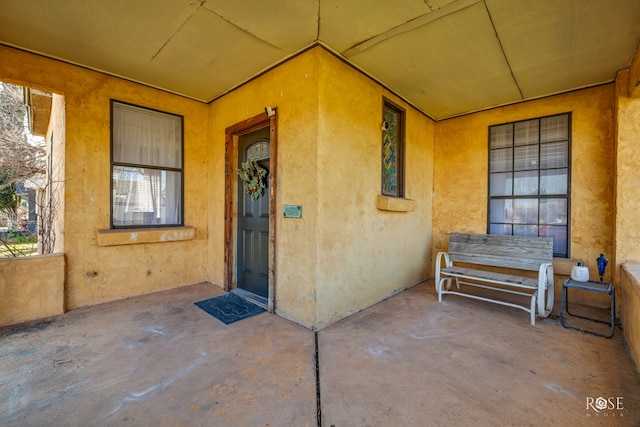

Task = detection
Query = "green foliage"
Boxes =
[0,169,17,213]
[7,232,36,243]
[0,81,52,256]
[238,159,267,200]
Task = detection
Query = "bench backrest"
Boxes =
[448,233,553,271]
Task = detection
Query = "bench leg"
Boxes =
[435,277,453,293]
[437,277,450,302]
[530,291,537,326]
[434,251,451,295]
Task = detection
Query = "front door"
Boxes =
[236,127,270,300]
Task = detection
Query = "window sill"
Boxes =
[376,195,416,212]
[97,226,195,247]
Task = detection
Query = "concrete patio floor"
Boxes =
[1,281,638,426]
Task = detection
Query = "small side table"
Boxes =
[560,278,615,338]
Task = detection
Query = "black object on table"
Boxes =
[560,278,615,338]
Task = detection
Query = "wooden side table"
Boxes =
[560,278,615,338]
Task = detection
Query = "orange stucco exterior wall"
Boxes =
[615,70,640,268]
[48,94,66,254]
[0,45,211,310]
[0,254,65,327]
[208,48,321,327]
[620,265,640,367]
[209,47,434,329]
[2,42,640,348]
[615,64,640,367]
[314,49,434,328]
[0,44,433,329]
[433,85,616,306]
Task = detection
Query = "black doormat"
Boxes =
[194,293,266,324]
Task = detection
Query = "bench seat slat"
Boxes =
[440,266,539,289]
[447,233,553,271]
[449,233,553,252]
[448,248,551,263]
[448,252,544,272]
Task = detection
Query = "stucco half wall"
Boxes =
[619,264,640,368]
[0,254,64,327]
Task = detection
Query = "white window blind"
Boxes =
[111,101,183,228]
[488,113,570,257]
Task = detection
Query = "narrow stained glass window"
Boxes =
[381,100,404,197]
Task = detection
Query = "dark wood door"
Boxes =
[237,128,270,298]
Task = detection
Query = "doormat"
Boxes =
[194,293,266,325]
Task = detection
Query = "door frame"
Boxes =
[224,111,277,312]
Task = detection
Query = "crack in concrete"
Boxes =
[314,331,322,427]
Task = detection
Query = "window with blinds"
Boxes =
[488,113,571,257]
[111,101,184,228]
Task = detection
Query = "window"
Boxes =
[488,113,570,257]
[381,99,405,197]
[111,101,183,228]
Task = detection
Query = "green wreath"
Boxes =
[238,159,267,200]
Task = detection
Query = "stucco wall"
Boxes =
[614,66,640,370]
[433,85,616,305]
[0,254,65,327]
[0,45,210,310]
[0,44,433,329]
[614,70,640,269]
[210,47,435,329]
[3,42,626,332]
[619,265,640,368]
[209,48,321,328]
[314,50,434,328]
[47,93,66,254]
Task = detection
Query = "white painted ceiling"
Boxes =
[1,0,639,120]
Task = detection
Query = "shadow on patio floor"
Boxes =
[1,282,637,426]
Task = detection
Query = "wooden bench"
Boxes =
[435,233,554,325]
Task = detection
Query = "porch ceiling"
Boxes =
[0,0,639,120]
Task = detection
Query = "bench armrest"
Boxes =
[435,252,452,293]
[435,251,451,270]
[537,262,554,317]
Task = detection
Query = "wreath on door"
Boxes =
[238,159,267,200]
